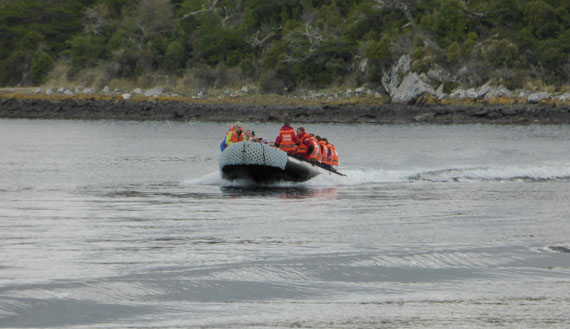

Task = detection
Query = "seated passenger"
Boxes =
[295,127,315,161]
[274,122,298,154]
[225,121,246,147]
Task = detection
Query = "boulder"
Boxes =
[132,88,143,95]
[475,81,493,99]
[83,88,94,94]
[450,88,466,100]
[45,88,54,95]
[102,86,111,93]
[144,87,162,97]
[485,85,512,100]
[122,93,132,100]
[391,72,435,103]
[64,90,73,96]
[382,54,411,95]
[435,84,447,100]
[34,88,42,94]
[557,92,570,102]
[527,92,550,104]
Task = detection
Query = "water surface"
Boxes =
[1,119,569,328]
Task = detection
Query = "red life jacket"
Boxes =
[278,126,296,153]
[297,133,316,161]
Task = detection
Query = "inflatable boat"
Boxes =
[219,142,346,183]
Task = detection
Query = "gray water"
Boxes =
[1,119,569,328]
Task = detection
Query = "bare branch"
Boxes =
[247,31,276,48]
[181,0,219,20]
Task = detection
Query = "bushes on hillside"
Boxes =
[0,0,569,90]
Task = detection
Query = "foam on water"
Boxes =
[410,165,570,182]
[186,165,570,188]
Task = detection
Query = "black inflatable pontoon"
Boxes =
[220,142,345,183]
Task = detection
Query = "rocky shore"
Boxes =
[1,95,570,124]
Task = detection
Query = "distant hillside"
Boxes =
[1,0,569,94]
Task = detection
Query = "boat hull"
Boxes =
[219,142,344,183]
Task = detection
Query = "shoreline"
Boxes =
[1,93,570,124]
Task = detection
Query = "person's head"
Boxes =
[315,135,321,141]
[322,138,328,143]
[297,127,305,135]
[255,134,263,142]
[284,122,290,127]
[245,129,252,138]
[234,121,242,129]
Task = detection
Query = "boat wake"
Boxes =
[407,165,570,183]
[186,165,570,187]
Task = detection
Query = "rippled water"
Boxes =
[1,119,569,328]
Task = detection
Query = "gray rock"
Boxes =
[527,92,550,103]
[485,85,512,100]
[557,92,570,102]
[241,85,249,93]
[132,88,143,95]
[355,87,366,94]
[476,81,493,99]
[345,89,353,98]
[102,86,111,93]
[144,87,162,97]
[465,88,478,99]
[426,65,451,82]
[45,88,54,95]
[382,54,411,95]
[64,90,73,96]
[391,73,435,103]
[83,88,94,94]
[450,88,466,100]
[57,87,66,93]
[436,84,447,100]
[121,93,132,100]
[34,88,42,94]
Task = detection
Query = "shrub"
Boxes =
[259,70,286,94]
[446,41,461,64]
[31,51,53,84]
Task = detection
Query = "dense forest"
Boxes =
[1,0,569,93]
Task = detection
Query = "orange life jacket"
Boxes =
[229,127,245,143]
[297,133,310,153]
[310,137,320,162]
[318,141,331,165]
[278,127,296,153]
[328,144,339,166]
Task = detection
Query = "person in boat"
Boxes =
[245,129,254,141]
[295,127,316,162]
[274,122,298,155]
[253,134,266,143]
[322,138,338,171]
[316,136,332,170]
[224,122,246,149]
